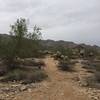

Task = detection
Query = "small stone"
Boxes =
[20,86,27,91]
[27,88,32,92]
[91,96,98,100]
[2,88,10,93]
[6,94,9,97]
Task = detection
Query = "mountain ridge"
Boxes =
[0,34,100,51]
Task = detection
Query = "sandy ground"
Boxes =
[12,56,91,100]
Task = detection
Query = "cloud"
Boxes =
[0,0,100,45]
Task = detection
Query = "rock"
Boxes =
[2,88,10,93]
[27,88,32,93]
[20,86,27,91]
[91,96,99,100]
[61,55,64,59]
[6,94,9,97]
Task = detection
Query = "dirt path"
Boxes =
[13,57,90,100]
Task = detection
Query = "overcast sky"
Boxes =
[0,0,100,46]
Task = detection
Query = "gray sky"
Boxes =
[0,0,100,46]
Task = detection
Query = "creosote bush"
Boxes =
[2,68,47,84]
[58,60,73,71]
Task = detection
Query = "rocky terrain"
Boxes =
[0,56,100,100]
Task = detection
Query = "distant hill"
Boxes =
[40,39,100,52]
[40,40,77,48]
[0,34,100,52]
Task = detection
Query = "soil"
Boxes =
[12,57,91,100]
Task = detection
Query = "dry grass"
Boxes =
[0,68,47,84]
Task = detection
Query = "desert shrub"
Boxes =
[1,69,47,84]
[95,56,100,60]
[95,72,100,83]
[81,60,100,87]
[81,60,100,70]
[84,75,97,87]
[0,61,8,76]
[5,69,26,81]
[0,65,8,76]
[94,63,100,71]
[18,58,44,66]
[85,61,100,71]
[58,60,73,71]
[84,72,100,88]
[16,58,45,70]
[25,70,47,83]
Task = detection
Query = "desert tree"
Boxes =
[5,18,42,69]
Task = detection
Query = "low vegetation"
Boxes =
[57,58,76,71]
[81,59,100,88]
[58,60,71,71]
[1,68,47,84]
[0,18,47,83]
